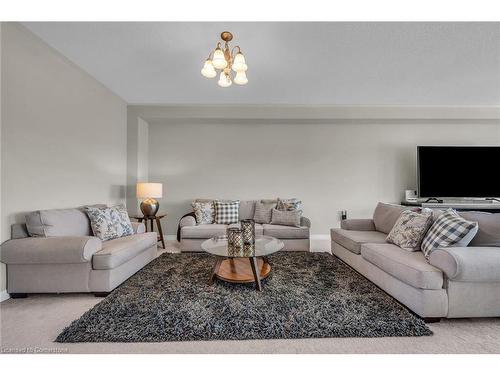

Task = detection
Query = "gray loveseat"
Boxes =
[180,199,311,251]
[0,206,157,297]
[331,202,500,319]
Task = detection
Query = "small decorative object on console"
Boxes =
[241,219,255,244]
[405,190,418,202]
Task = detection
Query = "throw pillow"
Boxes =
[276,198,302,212]
[421,208,478,259]
[270,208,301,227]
[253,201,276,224]
[85,204,134,241]
[386,209,433,251]
[191,201,215,224]
[214,200,240,224]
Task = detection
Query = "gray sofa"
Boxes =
[180,199,311,251]
[0,206,157,297]
[331,202,500,319]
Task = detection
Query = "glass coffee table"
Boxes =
[202,235,284,291]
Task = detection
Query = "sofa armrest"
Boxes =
[0,236,102,265]
[429,247,500,283]
[180,215,197,227]
[131,222,146,234]
[300,216,311,228]
[341,219,376,231]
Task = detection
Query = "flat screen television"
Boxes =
[417,146,500,198]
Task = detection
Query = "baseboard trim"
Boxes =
[310,234,331,252]
[0,289,10,302]
[311,234,330,240]
[164,234,330,241]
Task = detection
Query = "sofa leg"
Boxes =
[94,292,111,298]
[10,293,28,299]
[423,317,441,323]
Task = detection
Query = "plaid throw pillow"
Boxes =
[214,200,240,224]
[421,209,478,259]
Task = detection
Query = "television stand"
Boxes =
[486,197,500,203]
[401,199,500,213]
[424,197,443,203]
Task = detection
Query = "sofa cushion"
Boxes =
[270,208,301,227]
[25,207,93,237]
[239,200,256,220]
[459,211,500,247]
[372,202,410,234]
[361,243,444,290]
[330,229,387,254]
[253,201,276,224]
[181,224,228,239]
[92,232,157,270]
[263,224,309,239]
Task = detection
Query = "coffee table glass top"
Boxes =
[202,235,284,258]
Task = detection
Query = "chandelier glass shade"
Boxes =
[201,59,217,78]
[201,31,248,87]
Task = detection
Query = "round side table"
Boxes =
[130,214,166,249]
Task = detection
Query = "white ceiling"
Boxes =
[23,22,500,105]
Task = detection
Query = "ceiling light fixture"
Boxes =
[201,31,248,87]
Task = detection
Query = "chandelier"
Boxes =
[201,31,248,87]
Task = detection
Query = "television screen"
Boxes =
[417,146,500,198]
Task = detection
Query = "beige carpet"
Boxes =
[1,243,499,354]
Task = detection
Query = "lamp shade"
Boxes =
[201,59,217,78]
[232,52,247,72]
[233,71,248,85]
[212,48,227,69]
[136,183,163,199]
[217,71,232,87]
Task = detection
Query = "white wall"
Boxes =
[0,23,127,296]
[146,118,500,236]
[126,114,149,215]
[0,23,5,297]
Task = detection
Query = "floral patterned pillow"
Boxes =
[192,201,215,225]
[85,204,134,241]
[386,209,433,251]
[276,198,302,212]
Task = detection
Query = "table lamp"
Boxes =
[136,182,163,217]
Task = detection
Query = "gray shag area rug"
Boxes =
[56,252,432,342]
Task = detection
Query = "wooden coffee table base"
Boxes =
[209,257,271,291]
